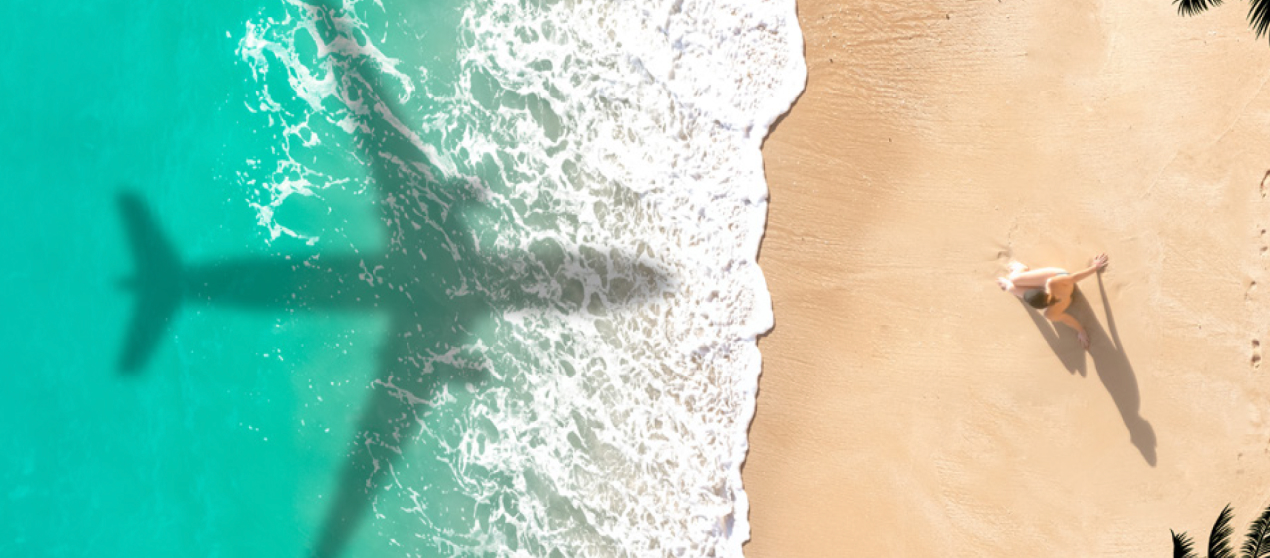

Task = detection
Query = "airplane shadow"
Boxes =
[115,2,674,556]
[1019,274,1156,466]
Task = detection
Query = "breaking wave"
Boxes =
[237,0,803,555]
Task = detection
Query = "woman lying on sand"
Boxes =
[997,253,1110,350]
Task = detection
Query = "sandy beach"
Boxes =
[745,0,1270,555]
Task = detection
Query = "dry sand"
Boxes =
[745,0,1270,555]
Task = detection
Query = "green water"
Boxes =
[0,1,488,556]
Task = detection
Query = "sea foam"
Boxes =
[238,0,804,555]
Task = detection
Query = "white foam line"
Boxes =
[731,0,807,551]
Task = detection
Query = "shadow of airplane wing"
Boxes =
[310,378,406,558]
[309,311,492,558]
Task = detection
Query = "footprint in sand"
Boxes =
[1256,178,1269,309]
[1258,170,1269,255]
[1253,174,1268,371]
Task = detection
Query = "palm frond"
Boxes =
[1241,504,1270,558]
[1249,0,1270,39]
[1210,504,1236,558]
[1175,0,1224,16]
[1172,530,1199,558]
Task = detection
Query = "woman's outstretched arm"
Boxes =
[1050,253,1109,288]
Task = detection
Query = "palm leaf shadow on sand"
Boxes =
[1019,274,1156,466]
[115,2,674,556]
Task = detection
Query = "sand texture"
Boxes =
[745,0,1270,555]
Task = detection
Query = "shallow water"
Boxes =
[0,1,803,556]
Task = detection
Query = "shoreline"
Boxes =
[746,0,1270,554]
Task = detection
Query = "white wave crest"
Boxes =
[236,0,804,555]
[454,0,803,555]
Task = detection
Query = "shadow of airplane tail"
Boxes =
[116,191,184,374]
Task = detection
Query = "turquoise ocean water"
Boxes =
[1,1,804,556]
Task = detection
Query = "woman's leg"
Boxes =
[998,265,1066,298]
[1008,267,1066,287]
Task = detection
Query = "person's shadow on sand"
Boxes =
[1020,273,1157,466]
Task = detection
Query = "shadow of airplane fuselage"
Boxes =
[116,2,669,556]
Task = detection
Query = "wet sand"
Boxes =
[746,0,1270,554]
